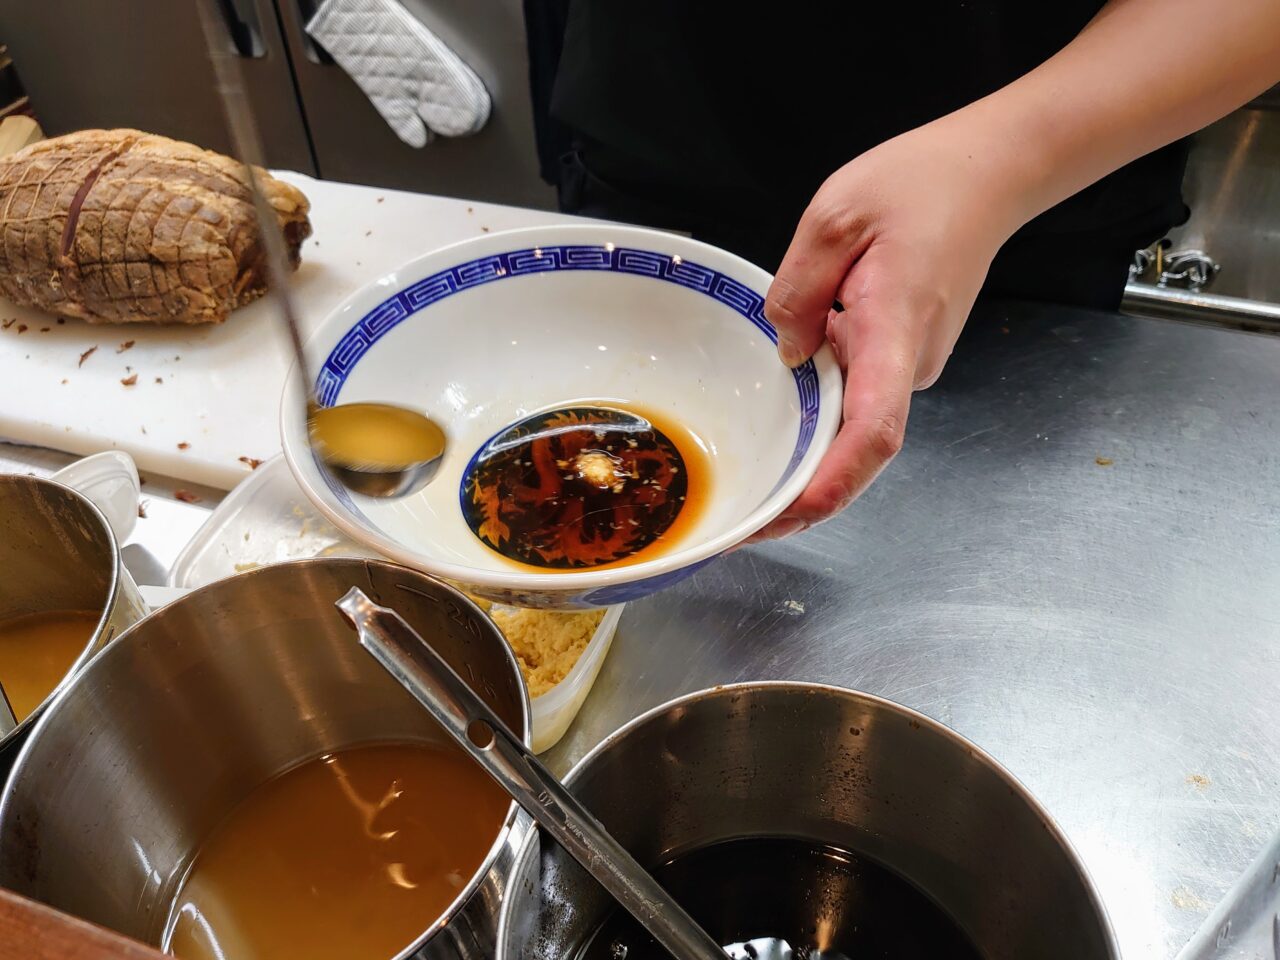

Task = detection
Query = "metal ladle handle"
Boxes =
[335,588,727,960]
[0,683,16,736]
[196,0,316,413]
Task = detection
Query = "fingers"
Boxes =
[746,515,808,544]
[789,322,913,522]
[901,313,971,393]
[764,190,873,367]
[751,281,917,541]
[825,308,849,367]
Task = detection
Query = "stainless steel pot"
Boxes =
[498,682,1119,960]
[0,558,531,960]
[0,475,145,765]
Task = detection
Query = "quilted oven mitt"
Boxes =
[306,0,491,148]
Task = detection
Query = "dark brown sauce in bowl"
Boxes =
[460,405,709,570]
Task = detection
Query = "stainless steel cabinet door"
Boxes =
[277,0,554,207]
[0,0,315,173]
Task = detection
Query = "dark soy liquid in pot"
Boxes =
[460,405,708,570]
[578,837,984,960]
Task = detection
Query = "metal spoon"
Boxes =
[334,588,728,960]
[197,0,446,498]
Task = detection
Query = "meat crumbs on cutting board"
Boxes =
[468,596,605,697]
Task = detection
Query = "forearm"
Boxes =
[935,0,1280,234]
[759,0,1280,532]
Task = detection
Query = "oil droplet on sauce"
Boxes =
[164,742,508,960]
[460,405,708,570]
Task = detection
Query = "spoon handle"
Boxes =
[0,682,16,736]
[335,588,727,960]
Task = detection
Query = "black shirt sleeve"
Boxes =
[523,0,574,186]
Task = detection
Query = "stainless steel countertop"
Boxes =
[547,303,1280,960]
[4,302,1278,960]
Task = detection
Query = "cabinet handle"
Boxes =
[216,0,265,58]
[293,0,336,65]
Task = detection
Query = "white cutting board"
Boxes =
[0,173,579,489]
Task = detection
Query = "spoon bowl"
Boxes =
[309,402,447,498]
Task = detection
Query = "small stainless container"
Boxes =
[0,474,145,766]
[0,558,530,960]
[499,682,1119,960]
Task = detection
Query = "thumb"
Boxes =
[764,200,872,367]
[376,95,430,149]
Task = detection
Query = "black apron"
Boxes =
[524,1,1189,310]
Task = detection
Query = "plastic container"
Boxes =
[167,455,377,588]
[519,602,624,754]
[167,453,622,752]
[50,450,140,543]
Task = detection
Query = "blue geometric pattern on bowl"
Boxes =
[315,244,822,477]
[580,556,719,607]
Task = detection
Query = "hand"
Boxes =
[754,120,1029,540]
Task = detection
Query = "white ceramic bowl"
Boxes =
[282,224,842,608]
